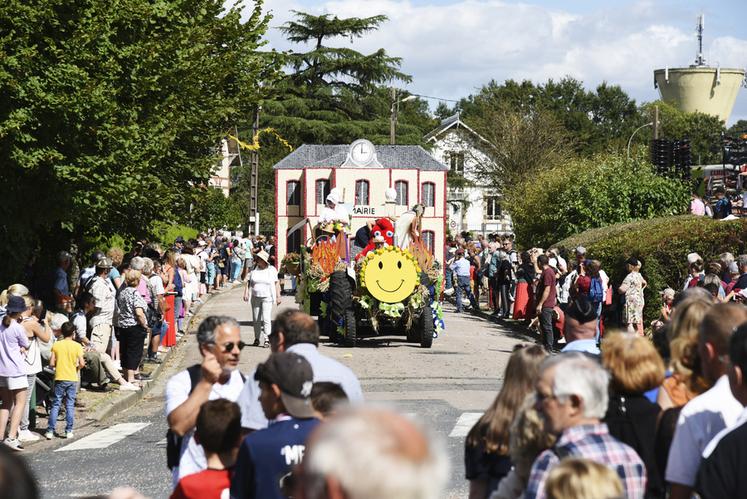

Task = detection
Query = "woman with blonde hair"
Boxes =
[544,458,623,499]
[106,247,124,289]
[602,333,666,498]
[18,296,51,443]
[490,395,557,499]
[0,284,30,308]
[466,344,548,498]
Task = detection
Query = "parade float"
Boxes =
[274,139,449,347]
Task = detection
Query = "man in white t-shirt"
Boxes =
[237,309,363,431]
[666,303,747,499]
[165,316,245,488]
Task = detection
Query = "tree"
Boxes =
[462,106,573,192]
[459,77,646,156]
[0,0,278,284]
[506,152,690,247]
[727,119,747,136]
[241,11,436,233]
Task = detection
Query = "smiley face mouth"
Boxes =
[376,280,404,293]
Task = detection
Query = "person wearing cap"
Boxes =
[243,250,281,348]
[88,257,117,357]
[0,296,31,451]
[230,351,320,499]
[574,246,587,266]
[78,250,106,294]
[237,310,363,432]
[174,236,185,254]
[561,296,601,355]
[450,248,477,313]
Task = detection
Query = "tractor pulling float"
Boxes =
[293,217,444,348]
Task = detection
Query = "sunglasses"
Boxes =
[210,341,247,353]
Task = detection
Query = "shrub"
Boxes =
[152,222,199,247]
[555,216,747,321]
[506,152,689,248]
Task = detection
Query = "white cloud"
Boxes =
[250,0,747,124]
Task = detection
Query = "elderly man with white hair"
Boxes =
[525,353,646,499]
[296,407,448,499]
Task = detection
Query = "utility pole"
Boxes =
[390,87,397,145]
[249,107,260,235]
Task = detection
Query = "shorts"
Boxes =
[0,375,29,391]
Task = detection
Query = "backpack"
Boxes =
[172,267,183,297]
[165,365,246,470]
[589,277,604,304]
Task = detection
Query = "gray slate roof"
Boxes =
[272,144,448,171]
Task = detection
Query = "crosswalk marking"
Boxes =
[448,412,482,438]
[55,423,151,452]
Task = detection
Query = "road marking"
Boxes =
[155,438,167,448]
[55,423,151,452]
[449,412,482,438]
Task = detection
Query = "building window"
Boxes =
[421,182,435,208]
[446,151,465,175]
[287,180,301,206]
[355,180,370,205]
[287,230,301,255]
[485,196,502,219]
[315,179,330,205]
[394,180,408,206]
[422,230,435,254]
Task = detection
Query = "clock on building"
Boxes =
[348,139,376,167]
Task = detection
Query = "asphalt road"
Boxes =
[25,287,527,499]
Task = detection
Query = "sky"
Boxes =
[240,0,747,125]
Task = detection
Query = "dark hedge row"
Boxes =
[554,215,747,321]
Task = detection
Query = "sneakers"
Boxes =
[3,438,23,451]
[44,431,54,440]
[17,429,40,442]
[119,381,140,391]
[443,287,455,297]
[65,431,74,439]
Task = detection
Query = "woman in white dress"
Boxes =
[242,251,281,347]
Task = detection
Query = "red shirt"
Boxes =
[171,469,230,499]
[537,267,557,309]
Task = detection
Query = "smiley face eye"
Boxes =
[378,261,383,269]
[397,260,402,269]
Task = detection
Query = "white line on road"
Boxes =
[448,412,482,438]
[55,423,151,452]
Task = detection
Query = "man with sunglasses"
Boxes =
[237,309,363,432]
[165,316,246,488]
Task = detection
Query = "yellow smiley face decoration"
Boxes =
[360,246,421,303]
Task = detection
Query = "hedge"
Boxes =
[554,215,747,321]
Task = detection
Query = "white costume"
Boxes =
[319,188,349,226]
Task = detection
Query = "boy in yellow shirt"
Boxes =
[45,322,85,439]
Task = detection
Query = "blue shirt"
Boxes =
[450,257,471,277]
[54,267,69,295]
[230,417,320,499]
[561,339,600,356]
[237,343,364,431]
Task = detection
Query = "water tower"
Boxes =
[654,15,745,123]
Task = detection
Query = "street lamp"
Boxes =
[390,94,417,145]
[627,122,654,159]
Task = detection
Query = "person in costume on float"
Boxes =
[355,218,395,261]
[319,188,349,228]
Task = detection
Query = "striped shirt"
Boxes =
[524,423,646,499]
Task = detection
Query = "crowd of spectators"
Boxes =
[0,230,276,450]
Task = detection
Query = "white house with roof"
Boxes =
[424,114,513,237]
[273,140,448,266]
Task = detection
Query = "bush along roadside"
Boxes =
[555,215,747,321]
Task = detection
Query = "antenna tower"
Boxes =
[694,14,706,66]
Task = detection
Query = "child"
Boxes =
[230,352,320,499]
[45,322,84,439]
[170,399,240,499]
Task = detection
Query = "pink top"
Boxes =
[0,320,30,377]
[691,198,706,216]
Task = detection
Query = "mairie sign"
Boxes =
[352,205,377,216]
